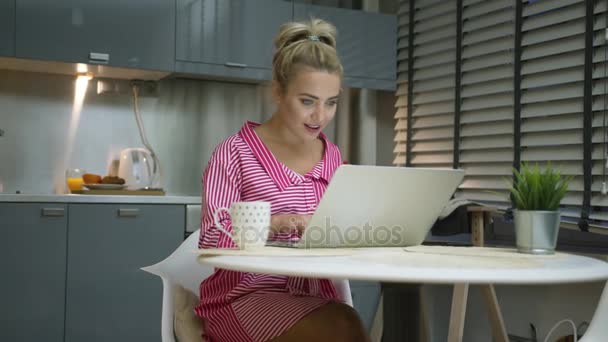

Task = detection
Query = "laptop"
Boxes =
[267,165,465,248]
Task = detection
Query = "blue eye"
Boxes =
[301,99,314,106]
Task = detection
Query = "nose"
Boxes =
[311,103,324,122]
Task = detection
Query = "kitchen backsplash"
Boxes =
[0,69,284,196]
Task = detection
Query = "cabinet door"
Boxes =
[16,0,175,71]
[0,203,67,342]
[0,0,15,56]
[176,0,292,69]
[350,281,381,332]
[294,4,397,82]
[65,204,184,342]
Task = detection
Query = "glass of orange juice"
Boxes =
[66,168,86,192]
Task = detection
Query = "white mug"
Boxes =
[213,201,271,249]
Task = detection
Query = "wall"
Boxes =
[0,69,275,195]
[0,69,394,195]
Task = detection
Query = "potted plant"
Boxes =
[509,162,571,254]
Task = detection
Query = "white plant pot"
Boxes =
[514,210,561,254]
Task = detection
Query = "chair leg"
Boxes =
[448,283,469,342]
[471,211,485,247]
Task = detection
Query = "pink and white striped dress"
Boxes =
[195,121,344,342]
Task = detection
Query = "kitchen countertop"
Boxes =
[0,193,201,204]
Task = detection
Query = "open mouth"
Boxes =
[304,124,321,133]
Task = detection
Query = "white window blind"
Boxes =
[411,0,457,168]
[394,0,457,168]
[591,0,608,222]
[520,0,586,220]
[456,0,515,205]
[393,0,409,166]
[394,0,606,229]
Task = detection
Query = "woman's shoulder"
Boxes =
[208,132,246,165]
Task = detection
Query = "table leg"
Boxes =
[370,292,383,342]
[448,283,469,342]
[471,211,509,342]
[480,286,509,342]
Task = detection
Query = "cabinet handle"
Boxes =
[89,52,110,64]
[225,62,248,68]
[118,208,140,217]
[41,208,65,217]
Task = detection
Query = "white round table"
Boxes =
[198,246,608,285]
[198,246,608,342]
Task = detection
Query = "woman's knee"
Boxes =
[269,302,369,342]
[329,303,365,329]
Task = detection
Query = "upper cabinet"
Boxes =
[294,3,397,90]
[15,0,175,71]
[175,0,292,80]
[0,0,15,56]
[6,0,396,89]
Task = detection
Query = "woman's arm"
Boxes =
[199,146,242,249]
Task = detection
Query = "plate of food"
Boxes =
[84,183,126,190]
[83,174,126,190]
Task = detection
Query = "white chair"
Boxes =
[579,281,608,341]
[141,230,354,342]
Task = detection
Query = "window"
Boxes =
[394,0,608,233]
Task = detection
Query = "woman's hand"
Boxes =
[270,214,312,235]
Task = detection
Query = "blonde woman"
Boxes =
[195,19,370,342]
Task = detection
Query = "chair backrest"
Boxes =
[141,229,353,342]
[142,231,212,295]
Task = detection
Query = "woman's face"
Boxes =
[274,67,341,142]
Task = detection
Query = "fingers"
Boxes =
[288,215,306,232]
[271,214,312,234]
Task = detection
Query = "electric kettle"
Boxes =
[117,148,161,190]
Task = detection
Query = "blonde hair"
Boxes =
[272,19,343,92]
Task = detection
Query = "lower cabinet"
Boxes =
[0,203,67,342]
[64,204,184,342]
[350,281,382,332]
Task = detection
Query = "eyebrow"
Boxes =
[298,93,340,100]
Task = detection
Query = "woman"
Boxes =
[195,19,370,342]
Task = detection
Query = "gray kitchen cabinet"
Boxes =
[0,203,67,342]
[350,280,382,332]
[175,0,292,80]
[15,0,175,71]
[294,3,397,90]
[0,0,15,56]
[65,204,184,342]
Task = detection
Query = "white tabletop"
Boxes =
[198,246,608,285]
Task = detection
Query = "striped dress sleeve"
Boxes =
[199,141,242,249]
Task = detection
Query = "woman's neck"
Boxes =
[260,114,318,152]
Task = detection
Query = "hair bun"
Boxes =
[274,18,338,51]
[272,18,343,91]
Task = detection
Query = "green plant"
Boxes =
[509,162,571,211]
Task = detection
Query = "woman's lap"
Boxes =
[202,291,335,342]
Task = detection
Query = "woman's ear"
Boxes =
[271,80,283,104]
